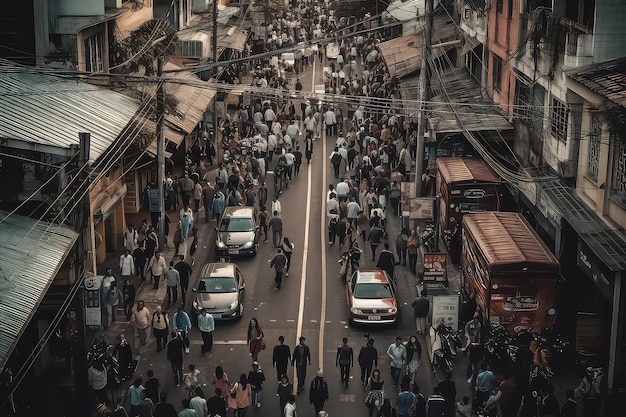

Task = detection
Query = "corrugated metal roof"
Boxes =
[541,180,626,271]
[385,0,425,21]
[463,212,559,271]
[437,157,501,185]
[0,65,142,162]
[0,211,79,371]
[429,68,513,132]
[567,56,626,108]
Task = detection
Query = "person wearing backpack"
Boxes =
[330,147,342,179]
[270,248,288,291]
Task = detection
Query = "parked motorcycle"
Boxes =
[339,246,362,282]
[431,323,463,377]
[420,224,437,252]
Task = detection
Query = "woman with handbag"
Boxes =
[365,368,385,417]
[229,374,252,417]
[247,318,265,362]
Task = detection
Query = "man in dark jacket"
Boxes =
[358,338,378,385]
[411,289,429,334]
[309,369,329,416]
[166,331,185,387]
[248,361,266,408]
[272,335,292,380]
[336,337,354,388]
[292,336,311,394]
[207,388,227,417]
[376,243,396,280]
[368,224,383,261]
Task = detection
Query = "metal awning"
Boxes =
[541,181,626,272]
[91,183,127,222]
[428,68,513,133]
[0,61,142,162]
[0,211,79,371]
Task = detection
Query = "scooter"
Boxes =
[339,246,361,282]
[431,323,463,377]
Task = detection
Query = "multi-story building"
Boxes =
[456,0,626,389]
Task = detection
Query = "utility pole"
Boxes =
[157,58,166,248]
[415,0,432,198]
[212,0,220,165]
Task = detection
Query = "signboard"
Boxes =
[148,189,161,213]
[401,182,414,208]
[84,275,102,328]
[577,241,614,303]
[409,198,435,221]
[432,295,460,330]
[422,252,449,293]
[575,312,606,358]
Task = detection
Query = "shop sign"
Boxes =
[432,295,460,330]
[575,312,606,357]
[409,197,435,220]
[463,189,486,199]
[148,189,161,213]
[84,275,102,327]
[577,241,614,303]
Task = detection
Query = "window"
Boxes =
[84,32,104,72]
[514,81,531,121]
[492,54,503,93]
[587,113,601,181]
[611,135,626,202]
[550,97,568,142]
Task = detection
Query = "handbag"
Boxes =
[261,340,267,350]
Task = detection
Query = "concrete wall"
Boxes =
[57,0,104,16]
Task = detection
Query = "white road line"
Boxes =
[319,85,328,369]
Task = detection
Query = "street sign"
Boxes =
[432,294,460,330]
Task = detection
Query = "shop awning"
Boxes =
[428,68,513,133]
[91,182,127,222]
[541,181,626,272]
[0,211,79,371]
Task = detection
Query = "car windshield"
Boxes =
[198,277,237,293]
[220,217,254,232]
[354,283,393,299]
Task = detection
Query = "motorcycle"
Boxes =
[420,224,437,252]
[339,246,361,282]
[431,323,463,377]
[484,324,518,372]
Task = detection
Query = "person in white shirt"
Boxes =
[271,197,282,217]
[119,249,135,279]
[179,205,194,239]
[124,224,138,252]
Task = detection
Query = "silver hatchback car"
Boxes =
[192,263,245,321]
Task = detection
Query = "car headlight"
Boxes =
[388,307,397,314]
[242,241,253,249]
[351,307,363,314]
[217,241,226,249]
[229,300,239,309]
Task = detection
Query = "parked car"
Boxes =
[346,270,398,325]
[281,52,296,71]
[215,206,259,258]
[192,263,245,320]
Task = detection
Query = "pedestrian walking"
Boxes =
[426,387,446,417]
[166,331,185,386]
[133,246,147,283]
[247,318,265,361]
[270,248,288,291]
[146,250,167,290]
[292,336,311,394]
[412,289,430,335]
[277,374,294,417]
[284,394,297,417]
[336,337,354,388]
[406,335,422,387]
[376,243,396,280]
[164,262,180,308]
[359,337,378,386]
[174,255,192,303]
[189,387,208,417]
[305,135,313,164]
[124,223,139,253]
[131,300,151,348]
[172,306,192,354]
[271,196,282,217]
[268,211,283,248]
[103,282,123,329]
[144,369,161,405]
[180,205,194,239]
[206,388,227,417]
[229,374,252,417]
[248,361,266,408]
[309,369,329,416]
[151,305,169,353]
[197,308,215,354]
[178,399,195,417]
[128,378,145,417]
[119,249,135,279]
[273,336,292,381]
[368,223,383,261]
[396,381,416,417]
[210,366,230,401]
[281,237,295,276]
[153,392,177,417]
[330,147,342,178]
[365,368,385,417]
[473,363,494,413]
[257,206,270,242]
[396,228,409,266]
[407,229,420,274]
[211,193,225,222]
[123,279,136,321]
[183,364,203,400]
[386,337,407,388]
[88,359,109,407]
[437,374,457,417]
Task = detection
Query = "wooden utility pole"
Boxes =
[415,0,432,197]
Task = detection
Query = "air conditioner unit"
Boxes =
[529,150,539,167]
[176,32,210,59]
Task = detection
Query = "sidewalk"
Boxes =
[96,161,218,403]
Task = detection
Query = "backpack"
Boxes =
[331,152,342,166]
